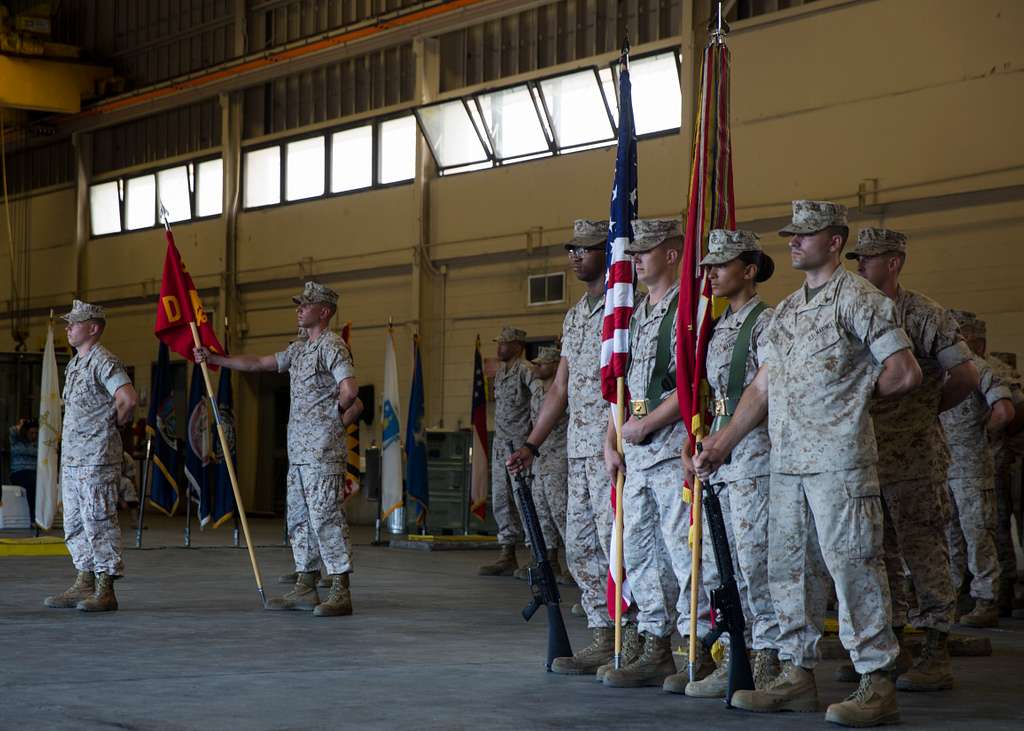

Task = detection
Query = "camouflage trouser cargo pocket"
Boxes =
[841,471,883,560]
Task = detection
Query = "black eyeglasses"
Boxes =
[567,245,604,259]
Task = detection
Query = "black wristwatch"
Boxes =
[524,441,541,458]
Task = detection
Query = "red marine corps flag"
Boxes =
[154,228,225,362]
[677,6,736,680]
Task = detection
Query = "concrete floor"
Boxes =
[1,516,1022,731]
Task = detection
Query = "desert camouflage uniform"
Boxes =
[704,294,776,650]
[623,283,711,640]
[987,354,1024,592]
[869,289,969,633]
[764,265,911,674]
[491,357,533,546]
[276,330,355,576]
[562,292,616,629]
[529,376,568,548]
[61,344,132,577]
[940,353,1012,601]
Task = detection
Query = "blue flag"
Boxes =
[211,367,237,528]
[405,335,428,525]
[184,364,215,525]
[146,342,180,515]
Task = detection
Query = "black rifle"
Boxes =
[507,442,573,671]
[699,478,755,707]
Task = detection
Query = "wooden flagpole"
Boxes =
[612,376,626,669]
[189,322,265,606]
[688,431,705,682]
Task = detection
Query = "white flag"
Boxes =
[36,322,62,529]
[380,326,404,520]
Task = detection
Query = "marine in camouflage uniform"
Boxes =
[199,282,361,616]
[940,311,1014,627]
[987,352,1024,613]
[698,202,921,727]
[685,229,777,697]
[845,228,978,691]
[45,300,137,613]
[478,326,533,575]
[507,220,627,675]
[526,346,569,551]
[603,219,710,690]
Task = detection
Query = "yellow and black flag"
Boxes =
[341,322,361,502]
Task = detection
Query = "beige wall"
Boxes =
[2,0,1022,516]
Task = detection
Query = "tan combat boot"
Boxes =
[596,624,642,681]
[478,545,518,576]
[753,648,781,689]
[44,570,95,608]
[958,598,998,628]
[278,572,298,585]
[77,573,118,612]
[571,603,585,618]
[731,660,817,713]
[513,562,534,581]
[265,571,319,611]
[552,550,576,587]
[313,574,353,617]
[663,640,713,694]
[824,670,900,727]
[602,632,676,688]
[896,628,953,691]
[834,627,912,683]
[551,627,614,675]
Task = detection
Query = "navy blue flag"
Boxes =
[184,364,215,525]
[210,367,237,528]
[405,335,429,525]
[146,342,181,515]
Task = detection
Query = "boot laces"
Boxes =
[846,673,874,704]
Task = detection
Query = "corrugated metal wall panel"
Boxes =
[3,141,75,195]
[437,0,685,92]
[240,43,414,139]
[91,99,223,176]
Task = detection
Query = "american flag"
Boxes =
[469,335,489,521]
[599,50,639,404]
[602,44,638,619]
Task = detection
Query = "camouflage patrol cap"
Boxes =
[845,228,908,259]
[778,200,848,236]
[992,351,1017,369]
[564,219,608,250]
[494,326,527,343]
[625,218,683,254]
[699,229,762,266]
[532,345,560,364]
[60,299,106,324]
[950,309,987,339]
[292,281,338,307]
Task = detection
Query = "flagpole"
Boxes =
[688,431,705,682]
[189,322,265,604]
[135,432,153,548]
[613,376,626,669]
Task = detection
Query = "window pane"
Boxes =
[125,174,156,230]
[331,126,373,193]
[600,67,618,119]
[466,102,492,155]
[539,70,615,149]
[378,116,416,184]
[286,136,326,201]
[476,85,549,160]
[244,146,281,208]
[627,53,682,135]
[417,100,489,168]
[441,160,494,176]
[157,165,191,223]
[89,181,121,236]
[196,159,223,217]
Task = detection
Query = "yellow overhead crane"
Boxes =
[0,3,110,115]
